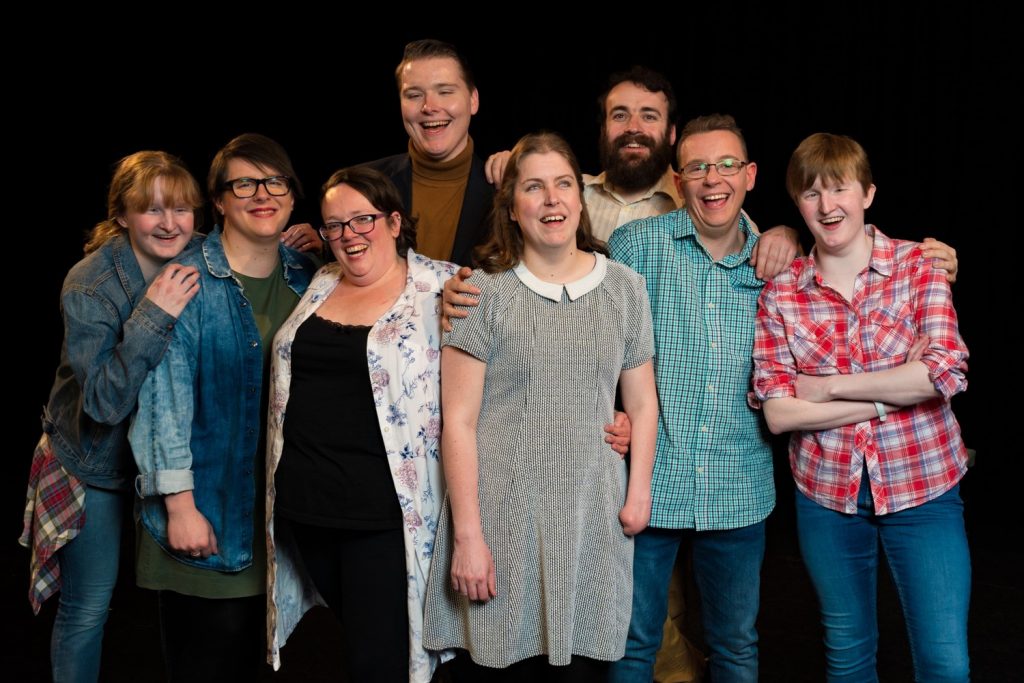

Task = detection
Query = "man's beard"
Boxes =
[600,131,675,193]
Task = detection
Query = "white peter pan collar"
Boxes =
[513,252,607,302]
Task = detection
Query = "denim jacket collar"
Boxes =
[202,225,313,290]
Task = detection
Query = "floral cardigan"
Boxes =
[266,251,456,682]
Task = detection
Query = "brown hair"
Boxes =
[786,132,873,202]
[85,151,202,254]
[474,132,607,273]
[598,66,677,127]
[677,113,748,161]
[394,39,475,92]
[321,166,417,257]
[207,133,303,204]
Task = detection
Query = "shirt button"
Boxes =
[700,425,708,433]
[710,342,717,349]
[707,384,715,393]
[696,466,705,474]
[707,302,716,309]
[251,341,259,348]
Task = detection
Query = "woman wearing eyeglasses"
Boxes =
[264,166,456,683]
[752,133,971,681]
[129,134,317,682]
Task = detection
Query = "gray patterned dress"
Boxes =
[423,254,655,667]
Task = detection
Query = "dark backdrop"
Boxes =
[7,9,1017,681]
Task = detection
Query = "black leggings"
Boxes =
[287,519,409,682]
[446,650,611,683]
[158,590,263,683]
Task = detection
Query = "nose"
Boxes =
[819,193,836,214]
[252,181,272,200]
[543,186,559,205]
[704,164,723,184]
[626,113,641,133]
[421,92,438,113]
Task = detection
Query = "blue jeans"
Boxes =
[796,477,971,683]
[52,485,124,683]
[609,521,765,683]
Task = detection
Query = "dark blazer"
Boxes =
[364,152,494,267]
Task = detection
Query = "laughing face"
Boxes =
[321,182,402,285]
[399,56,479,162]
[797,175,876,255]
[599,81,676,192]
[510,151,584,255]
[675,130,756,241]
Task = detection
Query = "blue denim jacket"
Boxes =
[42,233,201,490]
[129,226,314,572]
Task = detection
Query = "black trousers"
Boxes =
[445,650,611,683]
[288,519,409,682]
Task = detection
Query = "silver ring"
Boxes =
[190,550,201,558]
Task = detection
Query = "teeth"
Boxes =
[345,245,368,255]
[703,194,728,202]
[422,121,449,128]
[540,215,565,223]
[821,216,843,224]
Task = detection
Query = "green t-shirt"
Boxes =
[136,261,300,598]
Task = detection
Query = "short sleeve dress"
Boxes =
[423,253,655,667]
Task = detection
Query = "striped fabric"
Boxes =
[583,169,682,242]
[423,257,655,667]
[608,209,775,531]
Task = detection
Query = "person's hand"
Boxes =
[165,491,219,559]
[604,410,631,457]
[749,225,799,281]
[484,151,512,186]
[145,264,200,318]
[442,267,480,332]
[450,534,496,602]
[922,238,958,284]
[619,493,651,536]
[905,335,930,363]
[794,374,833,403]
[281,223,323,254]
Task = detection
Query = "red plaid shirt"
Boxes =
[753,226,968,514]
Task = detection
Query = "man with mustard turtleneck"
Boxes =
[364,39,492,266]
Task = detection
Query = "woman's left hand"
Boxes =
[619,494,652,536]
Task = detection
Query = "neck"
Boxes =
[221,226,280,277]
[521,243,593,283]
[339,253,407,290]
[814,228,873,283]
[695,220,746,261]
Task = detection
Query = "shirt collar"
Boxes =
[584,167,681,207]
[799,224,892,291]
[513,252,607,302]
[673,209,758,268]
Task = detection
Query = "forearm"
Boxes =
[442,425,485,541]
[819,362,939,406]
[763,396,882,434]
[619,362,657,501]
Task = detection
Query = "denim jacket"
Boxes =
[130,226,314,572]
[42,233,200,490]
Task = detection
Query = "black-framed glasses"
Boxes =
[318,213,387,241]
[222,176,292,198]
[680,158,749,180]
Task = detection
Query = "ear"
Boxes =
[509,205,517,223]
[388,211,402,238]
[470,88,480,116]
[744,161,758,191]
[667,124,677,147]
[673,172,686,197]
[863,184,877,210]
[214,198,225,216]
[116,216,128,229]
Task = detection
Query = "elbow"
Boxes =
[762,404,789,435]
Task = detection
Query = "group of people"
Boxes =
[22,38,970,683]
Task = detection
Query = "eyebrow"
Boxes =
[520,174,575,184]
[610,105,663,116]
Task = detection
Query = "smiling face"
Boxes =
[321,182,402,285]
[510,151,584,255]
[399,56,479,162]
[215,158,294,243]
[797,175,876,254]
[118,176,195,277]
[675,130,756,240]
[600,81,676,192]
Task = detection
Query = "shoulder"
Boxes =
[407,251,460,292]
[604,259,647,291]
[361,153,410,178]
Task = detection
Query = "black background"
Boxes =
[6,9,1019,681]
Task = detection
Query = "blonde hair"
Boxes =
[85,151,202,254]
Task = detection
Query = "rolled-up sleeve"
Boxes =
[129,303,199,497]
[911,253,968,400]
[753,282,797,401]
